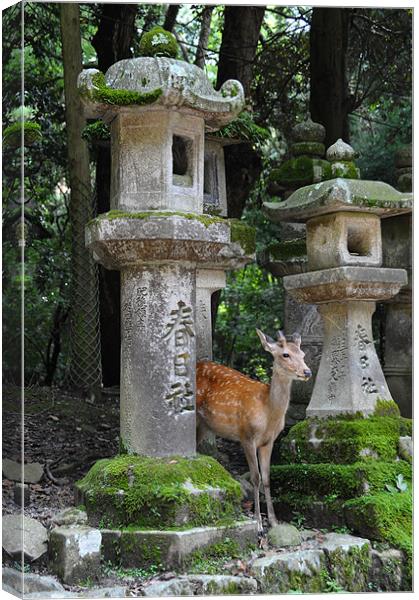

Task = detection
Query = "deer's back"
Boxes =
[196,360,271,444]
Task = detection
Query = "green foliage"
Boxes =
[350,97,412,185]
[138,26,179,58]
[102,561,162,581]
[76,454,242,529]
[213,264,283,380]
[229,220,256,254]
[215,111,270,149]
[81,120,110,143]
[385,474,408,494]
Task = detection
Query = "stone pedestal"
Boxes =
[121,264,196,456]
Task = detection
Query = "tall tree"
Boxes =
[216,6,266,219]
[194,5,214,69]
[91,4,138,387]
[60,3,102,394]
[309,8,351,147]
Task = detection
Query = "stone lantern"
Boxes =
[78,55,253,457]
[262,123,362,424]
[264,177,411,418]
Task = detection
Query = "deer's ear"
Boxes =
[256,329,276,354]
[293,332,302,347]
[276,330,287,347]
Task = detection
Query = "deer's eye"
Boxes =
[283,353,290,358]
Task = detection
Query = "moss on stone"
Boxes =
[266,238,307,261]
[280,414,409,465]
[138,26,178,59]
[82,121,110,143]
[76,454,242,530]
[185,537,241,573]
[326,543,371,592]
[271,461,411,503]
[344,491,412,584]
[374,399,401,418]
[3,121,42,148]
[290,141,325,157]
[269,156,332,188]
[330,160,360,179]
[87,71,163,107]
[229,219,256,254]
[89,210,227,229]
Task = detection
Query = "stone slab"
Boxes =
[49,527,102,585]
[51,507,88,528]
[2,567,65,595]
[263,178,412,223]
[369,548,404,591]
[142,574,258,596]
[284,266,407,304]
[2,515,48,562]
[318,532,371,592]
[23,588,127,599]
[118,520,258,568]
[250,548,326,593]
[3,459,44,484]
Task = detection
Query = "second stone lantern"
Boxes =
[79,46,251,457]
[264,170,412,418]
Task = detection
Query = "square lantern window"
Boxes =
[172,135,193,188]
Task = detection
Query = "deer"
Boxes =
[196,329,311,533]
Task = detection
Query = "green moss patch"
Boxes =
[85,72,163,107]
[344,491,412,584]
[89,210,227,228]
[281,413,410,464]
[3,121,42,148]
[331,160,360,179]
[138,26,178,59]
[266,238,307,261]
[76,454,242,530]
[269,156,332,188]
[229,220,256,254]
[290,141,325,157]
[271,461,411,502]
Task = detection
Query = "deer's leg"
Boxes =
[258,440,278,528]
[242,440,263,533]
[196,416,210,447]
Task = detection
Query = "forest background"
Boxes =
[2,2,412,392]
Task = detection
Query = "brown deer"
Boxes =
[196,329,311,532]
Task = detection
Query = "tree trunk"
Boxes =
[216,6,265,99]
[211,6,265,329]
[91,4,138,387]
[309,7,351,147]
[60,3,102,393]
[195,6,214,69]
[163,5,180,32]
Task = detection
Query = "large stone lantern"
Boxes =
[78,56,251,457]
[264,177,411,417]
